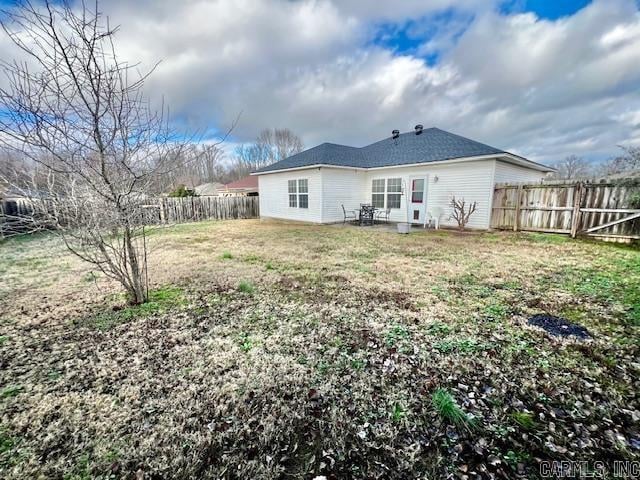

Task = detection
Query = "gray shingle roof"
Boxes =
[255,127,513,173]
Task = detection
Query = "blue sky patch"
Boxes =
[502,0,593,19]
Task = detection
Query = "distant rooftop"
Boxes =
[224,175,258,190]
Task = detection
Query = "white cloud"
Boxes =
[0,0,639,164]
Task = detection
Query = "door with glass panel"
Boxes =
[409,176,428,224]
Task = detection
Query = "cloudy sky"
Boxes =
[4,0,640,164]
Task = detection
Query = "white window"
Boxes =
[372,179,385,208]
[371,178,402,209]
[288,178,308,208]
[298,179,308,208]
[387,178,402,209]
[288,180,297,207]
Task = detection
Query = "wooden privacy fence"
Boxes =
[0,196,260,236]
[145,196,259,224]
[491,181,640,241]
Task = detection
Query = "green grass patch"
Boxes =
[0,386,22,399]
[0,428,15,454]
[562,256,640,325]
[433,337,486,354]
[0,231,50,246]
[426,322,453,336]
[385,324,410,347]
[0,426,18,468]
[432,388,475,429]
[238,332,254,352]
[510,411,537,430]
[242,253,264,264]
[237,281,255,294]
[525,233,570,244]
[503,450,530,468]
[85,286,186,330]
[63,452,92,480]
[0,336,8,346]
[391,402,406,422]
[221,251,233,260]
[482,302,509,320]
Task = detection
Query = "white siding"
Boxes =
[258,169,323,223]
[321,168,367,223]
[494,160,546,184]
[364,160,496,229]
[257,158,547,229]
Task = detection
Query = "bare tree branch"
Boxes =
[0,0,197,304]
[449,196,477,231]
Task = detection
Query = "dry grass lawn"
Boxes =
[0,220,638,479]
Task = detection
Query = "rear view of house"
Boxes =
[252,126,553,229]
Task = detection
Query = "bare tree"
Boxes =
[599,146,640,177]
[161,144,227,191]
[551,155,592,180]
[449,197,477,231]
[233,127,303,175]
[0,0,198,304]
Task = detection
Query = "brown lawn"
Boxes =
[0,220,638,479]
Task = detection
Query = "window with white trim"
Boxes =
[371,178,402,209]
[386,178,402,209]
[371,179,385,208]
[288,179,308,208]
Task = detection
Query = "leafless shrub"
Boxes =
[449,196,477,231]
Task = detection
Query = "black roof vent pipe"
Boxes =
[415,124,423,135]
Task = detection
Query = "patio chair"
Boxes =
[375,208,391,224]
[426,206,444,229]
[342,204,358,224]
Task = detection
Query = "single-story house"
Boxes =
[252,126,554,229]
[220,175,259,197]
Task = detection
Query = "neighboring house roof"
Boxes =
[224,175,259,190]
[194,182,225,196]
[254,127,553,174]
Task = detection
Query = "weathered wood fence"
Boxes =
[491,181,640,241]
[145,196,259,224]
[0,196,260,237]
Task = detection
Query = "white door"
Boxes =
[409,176,427,224]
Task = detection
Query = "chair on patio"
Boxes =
[375,208,391,224]
[359,204,376,226]
[342,204,358,224]
[426,206,444,229]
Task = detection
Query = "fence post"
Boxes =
[570,182,583,238]
[159,198,166,224]
[513,184,523,232]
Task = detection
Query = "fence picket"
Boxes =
[492,181,640,241]
[0,196,260,237]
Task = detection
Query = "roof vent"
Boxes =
[415,124,423,135]
[392,129,400,139]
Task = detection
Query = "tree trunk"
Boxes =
[123,226,147,304]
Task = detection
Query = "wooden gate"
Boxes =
[490,181,640,241]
